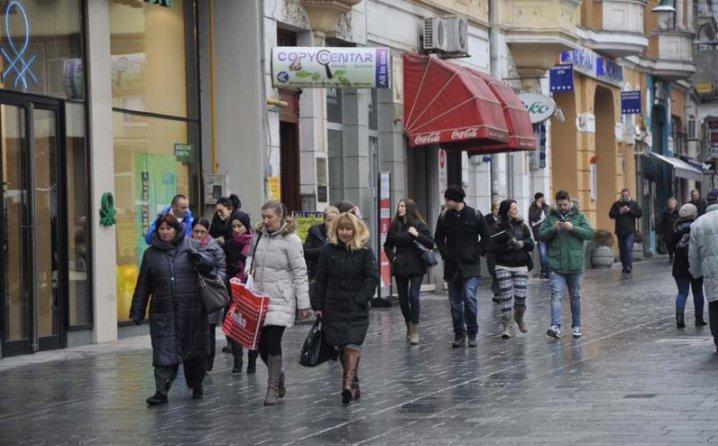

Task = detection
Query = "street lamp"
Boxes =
[652,0,676,31]
[652,0,676,13]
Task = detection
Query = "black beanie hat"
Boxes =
[444,185,466,203]
[233,211,251,232]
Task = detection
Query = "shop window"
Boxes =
[66,102,91,327]
[0,0,84,99]
[327,87,342,124]
[109,0,198,118]
[368,89,378,131]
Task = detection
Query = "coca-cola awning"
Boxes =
[403,53,536,154]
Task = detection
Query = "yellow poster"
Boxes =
[292,212,324,242]
[269,176,281,201]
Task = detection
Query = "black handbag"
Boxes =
[413,240,438,268]
[198,273,230,313]
[299,319,334,367]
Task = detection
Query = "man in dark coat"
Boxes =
[304,206,339,281]
[131,214,213,406]
[528,192,550,278]
[659,197,679,262]
[434,185,490,348]
[609,188,643,274]
[690,189,708,216]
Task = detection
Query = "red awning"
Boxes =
[403,53,536,154]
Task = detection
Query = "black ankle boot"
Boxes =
[192,386,204,399]
[696,316,708,327]
[676,311,685,329]
[247,351,258,374]
[146,392,168,406]
[232,357,243,374]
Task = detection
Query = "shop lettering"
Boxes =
[451,128,478,140]
[414,132,441,145]
[144,0,172,6]
[232,312,247,329]
[277,50,374,64]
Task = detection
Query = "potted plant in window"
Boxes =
[632,231,645,261]
[591,229,615,268]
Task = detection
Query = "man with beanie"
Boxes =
[434,185,491,348]
[688,188,718,353]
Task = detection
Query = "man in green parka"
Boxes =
[538,190,595,339]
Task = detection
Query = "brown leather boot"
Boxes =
[501,313,513,339]
[409,324,420,345]
[352,355,361,400]
[514,306,528,333]
[263,354,282,406]
[341,347,360,404]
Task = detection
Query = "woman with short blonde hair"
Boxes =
[311,212,379,404]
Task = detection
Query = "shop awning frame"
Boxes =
[648,152,705,182]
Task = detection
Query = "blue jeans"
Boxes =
[448,276,480,335]
[674,277,705,317]
[396,276,423,325]
[550,272,582,328]
[539,241,548,274]
[618,232,636,271]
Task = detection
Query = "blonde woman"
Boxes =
[311,212,379,405]
[246,201,311,405]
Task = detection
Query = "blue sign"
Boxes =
[560,46,623,87]
[1,1,38,90]
[621,91,642,115]
[550,64,574,93]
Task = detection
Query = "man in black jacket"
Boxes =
[434,185,490,348]
[690,189,708,216]
[609,189,643,274]
[303,206,339,281]
[658,197,679,262]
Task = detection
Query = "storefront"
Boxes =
[0,0,89,356]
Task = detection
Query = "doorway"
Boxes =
[279,89,300,212]
[1,94,65,356]
[595,86,617,233]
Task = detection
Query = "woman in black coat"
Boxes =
[671,203,706,328]
[130,213,214,406]
[304,206,339,281]
[660,197,679,262]
[489,200,534,339]
[383,199,434,345]
[311,212,379,405]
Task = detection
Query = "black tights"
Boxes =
[258,325,285,363]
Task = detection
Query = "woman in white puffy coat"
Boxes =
[246,201,311,405]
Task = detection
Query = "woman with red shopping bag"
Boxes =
[245,201,312,405]
[311,212,379,405]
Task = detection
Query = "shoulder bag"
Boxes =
[413,239,438,268]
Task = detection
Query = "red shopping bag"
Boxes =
[223,278,270,350]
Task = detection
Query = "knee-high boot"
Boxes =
[264,354,282,406]
[340,347,360,404]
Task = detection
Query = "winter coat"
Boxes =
[689,204,718,302]
[671,217,695,280]
[310,243,379,348]
[130,231,213,367]
[528,202,549,240]
[659,209,680,243]
[225,231,252,281]
[489,216,534,269]
[538,205,594,274]
[144,206,194,245]
[304,223,329,281]
[691,198,708,216]
[434,205,491,280]
[247,221,310,327]
[609,199,642,236]
[383,221,434,278]
[195,235,227,325]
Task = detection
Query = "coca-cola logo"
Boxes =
[414,132,441,145]
[451,127,479,140]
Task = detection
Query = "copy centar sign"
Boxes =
[272,47,391,89]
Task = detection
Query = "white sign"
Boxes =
[576,113,596,133]
[271,47,391,89]
[518,93,556,124]
[438,149,447,198]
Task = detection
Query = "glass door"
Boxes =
[1,98,63,355]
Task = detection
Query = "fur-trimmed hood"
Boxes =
[255,218,296,237]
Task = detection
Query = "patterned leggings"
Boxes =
[495,268,528,314]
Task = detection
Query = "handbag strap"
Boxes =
[249,231,263,275]
[413,239,432,252]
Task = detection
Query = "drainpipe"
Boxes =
[489,0,499,198]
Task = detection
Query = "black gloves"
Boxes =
[132,317,143,326]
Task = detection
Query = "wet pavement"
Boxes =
[1,257,717,445]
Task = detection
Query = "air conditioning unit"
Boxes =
[423,16,470,57]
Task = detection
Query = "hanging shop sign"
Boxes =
[709,120,718,159]
[559,46,623,87]
[518,93,556,124]
[145,0,172,6]
[621,91,642,115]
[272,47,391,89]
[549,64,574,93]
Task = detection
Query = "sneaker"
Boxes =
[467,334,478,348]
[451,332,466,348]
[546,326,561,338]
[572,326,582,338]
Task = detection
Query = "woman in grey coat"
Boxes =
[246,201,312,405]
[191,218,226,372]
[130,213,214,406]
